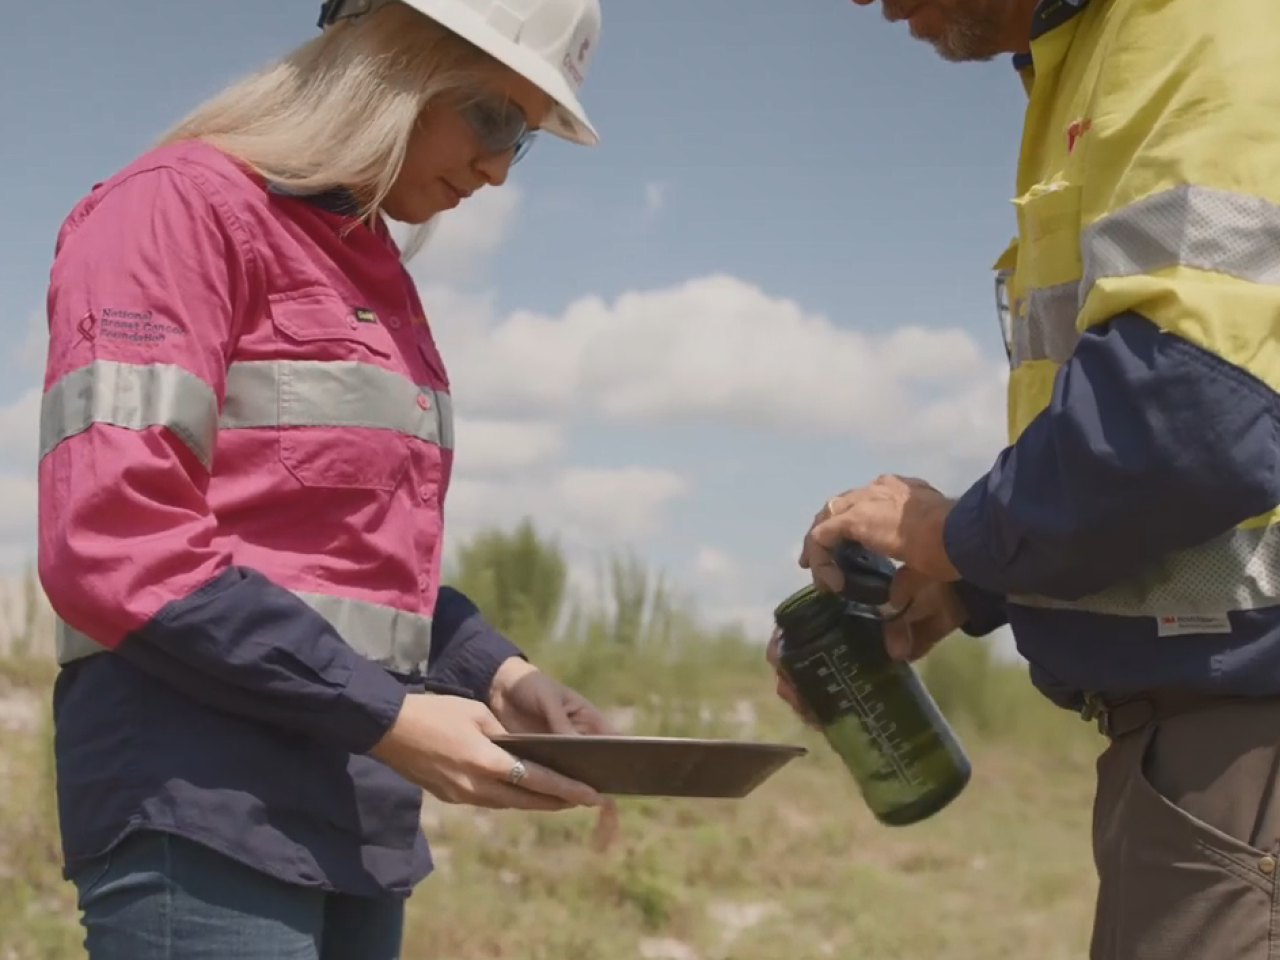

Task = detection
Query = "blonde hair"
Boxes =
[157,1,499,253]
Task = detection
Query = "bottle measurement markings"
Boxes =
[804,647,923,787]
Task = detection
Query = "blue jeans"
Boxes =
[69,831,405,960]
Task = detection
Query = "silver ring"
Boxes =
[507,759,527,786]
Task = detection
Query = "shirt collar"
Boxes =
[265,181,362,218]
[1012,0,1091,69]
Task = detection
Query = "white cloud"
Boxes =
[451,418,565,474]
[689,546,778,638]
[0,379,41,575]
[693,545,740,587]
[556,467,689,539]
[0,386,40,468]
[446,465,690,548]
[434,273,1006,485]
[12,311,47,375]
[0,472,37,574]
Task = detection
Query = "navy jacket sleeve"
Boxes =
[425,586,524,701]
[951,580,1008,636]
[113,580,523,753]
[115,567,407,755]
[943,311,1280,600]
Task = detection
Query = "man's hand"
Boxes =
[881,566,967,661]
[766,566,967,727]
[800,474,960,585]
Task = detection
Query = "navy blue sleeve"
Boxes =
[944,311,1280,600]
[951,580,1008,636]
[114,567,407,754]
[426,586,524,701]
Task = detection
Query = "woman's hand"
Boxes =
[369,692,606,811]
[487,657,617,736]
[487,657,621,850]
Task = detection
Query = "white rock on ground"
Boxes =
[639,937,700,960]
[708,900,779,955]
[0,686,41,734]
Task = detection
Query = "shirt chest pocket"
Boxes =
[1011,182,1085,369]
[264,294,414,492]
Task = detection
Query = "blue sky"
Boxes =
[0,0,1029,640]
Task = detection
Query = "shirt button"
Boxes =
[347,316,359,329]
[1261,856,1276,876]
[419,485,432,501]
[416,393,430,410]
[417,573,429,592]
[388,316,402,330]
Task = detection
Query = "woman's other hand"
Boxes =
[487,657,617,736]
[487,657,621,850]
[369,692,605,811]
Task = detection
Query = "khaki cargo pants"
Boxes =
[1089,697,1280,959]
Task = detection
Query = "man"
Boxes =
[772,0,1280,956]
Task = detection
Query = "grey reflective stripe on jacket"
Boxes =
[1008,183,1280,617]
[55,589,435,672]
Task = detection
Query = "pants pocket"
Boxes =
[1092,720,1276,960]
[68,844,123,912]
[74,831,326,960]
[1133,721,1275,880]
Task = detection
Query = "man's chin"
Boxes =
[924,28,1003,63]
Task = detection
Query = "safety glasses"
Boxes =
[456,96,537,166]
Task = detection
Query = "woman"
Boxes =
[36,1,611,957]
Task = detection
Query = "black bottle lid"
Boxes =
[773,541,898,648]
[832,540,896,608]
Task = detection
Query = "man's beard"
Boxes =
[882,0,1008,63]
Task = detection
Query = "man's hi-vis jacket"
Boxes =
[37,139,521,898]
[942,0,1280,708]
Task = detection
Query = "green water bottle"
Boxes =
[773,541,971,826]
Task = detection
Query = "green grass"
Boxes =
[0,531,1107,959]
[0,636,1104,960]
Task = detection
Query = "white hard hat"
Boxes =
[319,0,601,146]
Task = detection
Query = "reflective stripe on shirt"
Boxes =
[56,587,435,673]
[41,355,453,670]
[41,358,455,467]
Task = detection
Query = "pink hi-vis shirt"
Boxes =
[38,139,520,896]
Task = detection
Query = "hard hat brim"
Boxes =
[401,0,599,146]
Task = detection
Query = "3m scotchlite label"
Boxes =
[1155,614,1233,637]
